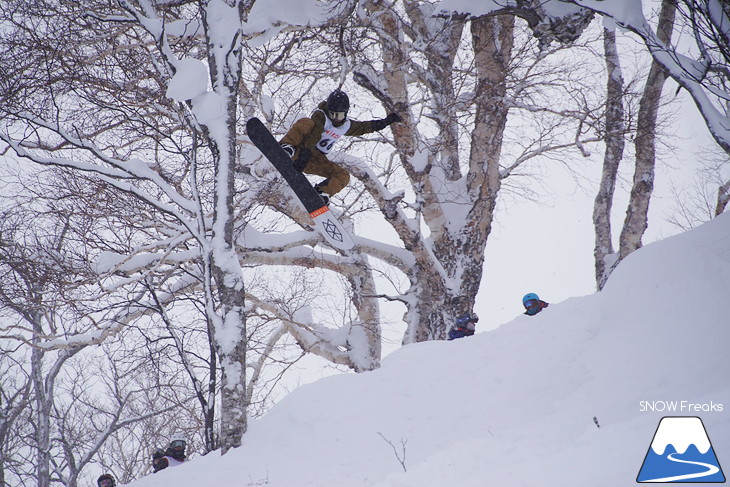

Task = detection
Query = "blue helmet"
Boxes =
[522,293,539,305]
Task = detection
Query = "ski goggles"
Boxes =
[170,440,186,449]
[328,110,347,122]
[98,479,114,487]
[523,299,537,308]
[455,313,479,325]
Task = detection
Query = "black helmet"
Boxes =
[326,90,349,112]
[97,474,116,487]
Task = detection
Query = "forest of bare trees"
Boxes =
[0,1,727,486]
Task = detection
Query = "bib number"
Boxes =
[315,111,350,154]
[318,138,336,152]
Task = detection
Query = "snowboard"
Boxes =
[246,117,355,251]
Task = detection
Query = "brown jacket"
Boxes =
[280,102,378,151]
[278,102,382,196]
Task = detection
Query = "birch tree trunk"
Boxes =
[30,321,80,487]
[201,0,250,453]
[352,4,516,341]
[30,319,51,487]
[461,14,514,302]
[716,179,730,216]
[619,0,676,259]
[593,27,625,290]
[0,367,30,487]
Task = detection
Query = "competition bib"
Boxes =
[315,110,351,154]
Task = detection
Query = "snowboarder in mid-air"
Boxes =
[448,312,479,340]
[279,89,402,204]
[522,293,549,316]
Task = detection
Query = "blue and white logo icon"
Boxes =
[637,416,725,483]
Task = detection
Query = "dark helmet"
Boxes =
[97,474,116,487]
[326,90,349,112]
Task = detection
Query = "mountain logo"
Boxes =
[637,416,725,483]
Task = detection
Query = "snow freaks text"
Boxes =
[639,401,724,413]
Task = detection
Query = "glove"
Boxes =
[297,147,312,165]
[292,147,311,171]
[371,113,402,131]
[280,143,295,158]
[385,113,402,124]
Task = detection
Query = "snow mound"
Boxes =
[128,213,730,487]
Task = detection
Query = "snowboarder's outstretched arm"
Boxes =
[279,107,402,148]
[346,113,402,136]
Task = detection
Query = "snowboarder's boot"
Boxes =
[315,186,330,206]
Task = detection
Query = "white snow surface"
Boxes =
[166,58,209,102]
[127,212,730,486]
[243,0,328,45]
[247,0,325,26]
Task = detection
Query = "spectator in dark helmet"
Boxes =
[448,312,479,340]
[152,432,187,473]
[97,474,116,487]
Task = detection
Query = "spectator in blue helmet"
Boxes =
[522,293,549,316]
[448,312,479,340]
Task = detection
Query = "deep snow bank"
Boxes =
[131,212,730,487]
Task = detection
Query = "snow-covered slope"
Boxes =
[130,212,730,487]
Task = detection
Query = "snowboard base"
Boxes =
[246,117,354,251]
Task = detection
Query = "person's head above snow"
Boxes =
[169,431,186,451]
[522,292,549,316]
[326,89,349,126]
[97,474,115,487]
[522,293,540,307]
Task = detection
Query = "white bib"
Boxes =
[315,110,351,154]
